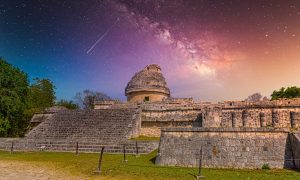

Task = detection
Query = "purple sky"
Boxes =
[1,0,300,102]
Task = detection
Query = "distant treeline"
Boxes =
[271,87,300,100]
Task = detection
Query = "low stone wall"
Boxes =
[0,138,158,154]
[156,128,293,169]
[142,109,202,124]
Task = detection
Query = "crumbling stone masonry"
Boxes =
[203,99,300,128]
[156,128,298,169]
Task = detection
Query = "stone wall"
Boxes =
[218,108,300,129]
[203,99,300,129]
[156,128,294,169]
[94,100,119,109]
[126,91,169,103]
[139,102,203,137]
[140,99,300,137]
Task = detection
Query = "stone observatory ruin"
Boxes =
[0,64,299,169]
[125,64,170,103]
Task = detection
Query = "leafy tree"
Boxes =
[284,86,300,98]
[0,58,29,136]
[27,78,56,110]
[271,86,300,100]
[0,115,10,136]
[74,90,111,109]
[56,99,78,110]
[0,58,57,136]
[25,78,56,126]
[271,87,285,100]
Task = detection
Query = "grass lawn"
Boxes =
[0,150,299,180]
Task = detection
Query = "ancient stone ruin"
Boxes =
[125,64,170,103]
[1,64,299,169]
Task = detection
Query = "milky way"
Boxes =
[0,0,300,101]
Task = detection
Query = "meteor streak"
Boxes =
[86,18,120,54]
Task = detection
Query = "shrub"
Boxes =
[262,163,270,170]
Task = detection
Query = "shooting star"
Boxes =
[86,18,120,54]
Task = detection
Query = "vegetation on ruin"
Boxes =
[56,99,79,109]
[130,135,160,141]
[0,150,299,180]
[271,86,300,100]
[262,163,270,170]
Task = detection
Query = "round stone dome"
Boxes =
[125,64,170,103]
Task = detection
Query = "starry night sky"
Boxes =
[1,0,300,102]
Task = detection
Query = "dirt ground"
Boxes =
[0,161,83,180]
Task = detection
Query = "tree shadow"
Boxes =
[284,133,300,170]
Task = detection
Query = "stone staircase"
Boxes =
[0,108,159,154]
[26,108,140,142]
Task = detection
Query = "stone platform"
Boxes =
[156,127,300,169]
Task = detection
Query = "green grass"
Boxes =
[130,135,160,141]
[0,150,299,180]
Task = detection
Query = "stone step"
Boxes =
[0,138,159,154]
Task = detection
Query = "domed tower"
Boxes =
[125,64,170,103]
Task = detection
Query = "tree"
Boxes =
[271,87,285,100]
[245,93,263,102]
[262,96,269,101]
[25,78,56,126]
[56,99,78,110]
[74,90,111,109]
[271,86,300,100]
[27,78,56,110]
[0,58,29,136]
[0,58,57,137]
